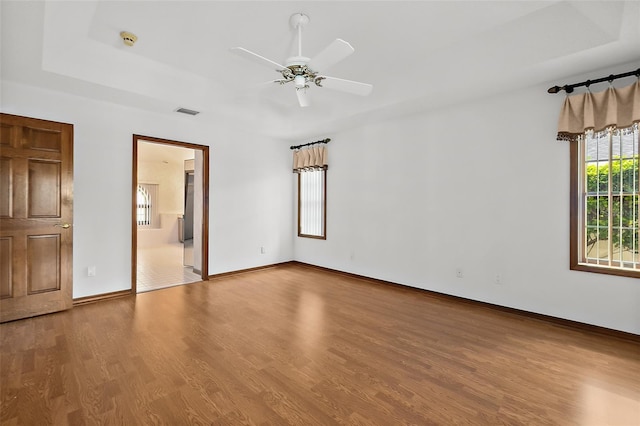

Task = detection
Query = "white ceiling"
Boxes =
[2,1,639,140]
[138,140,194,165]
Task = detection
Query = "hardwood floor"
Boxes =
[1,263,639,425]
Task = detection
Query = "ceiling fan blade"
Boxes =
[229,47,287,70]
[316,76,373,96]
[307,39,354,72]
[296,87,311,107]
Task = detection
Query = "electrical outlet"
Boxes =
[456,267,463,278]
[87,266,96,277]
[260,246,265,254]
[495,274,503,285]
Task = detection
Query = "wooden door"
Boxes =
[0,113,73,322]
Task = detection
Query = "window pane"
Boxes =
[612,130,621,158]
[612,159,622,193]
[621,158,638,193]
[612,196,621,225]
[619,195,638,262]
[585,226,608,260]
[614,227,635,261]
[621,128,637,158]
[596,231,609,261]
[137,184,159,228]
[137,186,150,225]
[596,196,608,226]
[585,134,597,161]
[585,196,612,226]
[597,162,609,192]
[586,164,598,193]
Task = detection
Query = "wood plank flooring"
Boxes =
[1,263,639,425]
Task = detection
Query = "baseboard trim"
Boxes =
[209,261,294,279]
[71,263,293,305]
[291,261,640,343]
[73,289,133,306]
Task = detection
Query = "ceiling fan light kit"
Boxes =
[230,13,373,107]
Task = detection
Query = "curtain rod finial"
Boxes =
[548,86,561,94]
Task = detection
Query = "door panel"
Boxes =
[0,157,11,217]
[27,234,61,294]
[28,160,61,217]
[0,123,11,146]
[25,127,62,152]
[0,113,73,322]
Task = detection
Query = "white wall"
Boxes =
[1,80,294,298]
[294,72,640,335]
[138,157,186,217]
[3,70,638,334]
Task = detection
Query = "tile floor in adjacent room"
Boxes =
[136,243,202,292]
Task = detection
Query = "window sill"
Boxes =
[571,262,640,279]
[298,234,326,240]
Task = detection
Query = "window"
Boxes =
[298,169,326,239]
[571,123,639,277]
[137,183,159,228]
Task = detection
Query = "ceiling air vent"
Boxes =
[175,107,200,116]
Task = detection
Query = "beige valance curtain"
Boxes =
[292,145,328,173]
[556,79,640,142]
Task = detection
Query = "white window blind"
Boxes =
[299,169,325,238]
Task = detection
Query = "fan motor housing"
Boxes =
[286,55,310,67]
[289,13,310,29]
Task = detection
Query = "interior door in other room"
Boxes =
[0,113,74,323]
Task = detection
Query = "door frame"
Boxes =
[131,134,209,293]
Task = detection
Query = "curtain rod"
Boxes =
[547,68,640,94]
[290,138,331,150]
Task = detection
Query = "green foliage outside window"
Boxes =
[585,157,639,257]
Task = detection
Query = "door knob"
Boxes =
[54,223,71,229]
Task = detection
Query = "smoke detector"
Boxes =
[120,31,138,46]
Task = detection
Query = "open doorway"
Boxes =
[132,135,209,293]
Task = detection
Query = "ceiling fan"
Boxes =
[230,13,373,107]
